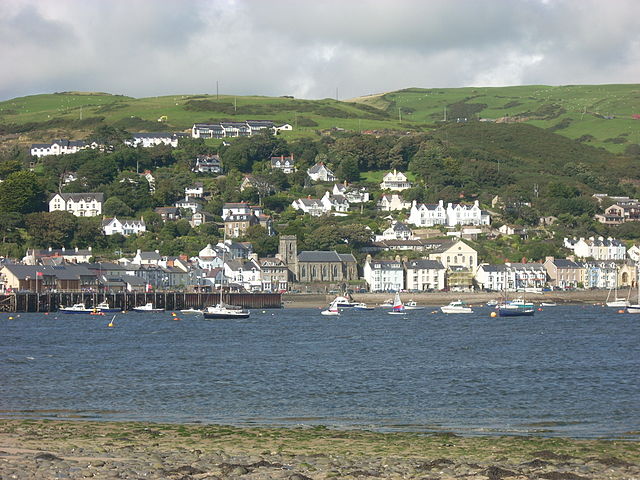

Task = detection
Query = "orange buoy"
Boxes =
[490,311,497,318]
[618,309,625,314]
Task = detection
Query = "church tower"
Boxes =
[277,234,298,281]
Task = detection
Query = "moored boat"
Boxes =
[321,299,341,316]
[404,300,425,310]
[59,303,94,314]
[132,303,164,312]
[331,295,359,308]
[96,301,120,313]
[203,303,250,319]
[352,302,374,310]
[440,300,473,314]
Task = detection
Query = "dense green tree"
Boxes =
[25,211,77,248]
[0,159,23,179]
[73,217,105,249]
[336,155,360,182]
[0,170,45,214]
[105,172,153,212]
[103,197,134,217]
[0,212,24,244]
[242,225,277,257]
[77,155,118,189]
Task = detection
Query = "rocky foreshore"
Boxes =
[1,420,638,479]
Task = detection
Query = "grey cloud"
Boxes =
[1,0,639,101]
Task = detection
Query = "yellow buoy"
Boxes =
[490,311,497,318]
[8,316,13,320]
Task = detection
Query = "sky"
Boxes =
[1,0,640,101]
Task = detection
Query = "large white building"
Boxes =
[408,200,490,227]
[124,133,180,148]
[49,193,104,217]
[307,162,336,182]
[363,256,404,292]
[191,121,277,139]
[31,139,91,158]
[404,259,446,291]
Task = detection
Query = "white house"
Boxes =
[131,249,160,265]
[224,257,262,292]
[125,133,179,148]
[222,202,253,218]
[407,200,447,226]
[475,264,508,292]
[185,182,204,199]
[30,139,89,158]
[333,183,370,203]
[321,191,350,214]
[271,154,296,173]
[194,243,224,270]
[175,197,203,214]
[375,220,414,242]
[102,217,147,236]
[564,237,626,261]
[49,193,104,217]
[404,259,446,291]
[291,197,328,216]
[307,162,336,182]
[363,255,404,292]
[408,200,490,227]
[377,194,411,211]
[193,154,222,174]
[380,170,412,191]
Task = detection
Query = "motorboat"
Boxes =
[331,295,359,308]
[352,302,374,310]
[180,308,204,315]
[387,292,406,315]
[404,300,425,310]
[379,298,394,308]
[203,303,250,319]
[496,301,535,317]
[485,299,499,307]
[96,301,120,313]
[440,300,473,314]
[59,303,94,314]
[132,303,164,312]
[540,302,557,307]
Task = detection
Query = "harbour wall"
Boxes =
[0,292,282,312]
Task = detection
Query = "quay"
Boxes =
[0,291,282,313]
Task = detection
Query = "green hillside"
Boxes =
[1,85,639,154]
[353,84,640,153]
[0,91,400,144]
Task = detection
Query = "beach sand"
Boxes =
[0,419,638,479]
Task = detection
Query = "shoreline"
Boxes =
[282,290,616,309]
[0,419,638,479]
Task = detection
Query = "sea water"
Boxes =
[1,305,638,438]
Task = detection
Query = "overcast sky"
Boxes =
[2,0,639,101]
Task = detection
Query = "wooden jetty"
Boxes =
[0,291,282,313]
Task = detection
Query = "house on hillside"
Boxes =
[124,133,180,148]
[193,154,222,174]
[49,193,104,217]
[377,194,411,211]
[307,162,336,182]
[102,217,146,236]
[380,170,412,191]
[271,154,296,173]
[30,139,90,158]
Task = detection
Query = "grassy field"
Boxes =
[1,84,639,153]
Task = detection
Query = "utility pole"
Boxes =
[216,81,219,100]
[443,106,447,122]
[398,108,402,122]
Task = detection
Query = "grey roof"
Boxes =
[405,259,445,270]
[551,259,582,268]
[478,264,508,272]
[130,132,177,139]
[51,193,104,202]
[368,259,403,270]
[338,253,357,263]
[2,264,95,280]
[307,162,332,174]
[297,251,343,262]
[424,241,456,253]
[297,198,322,207]
[138,251,161,260]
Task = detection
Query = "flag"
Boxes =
[36,271,43,276]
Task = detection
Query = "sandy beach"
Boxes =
[0,419,638,479]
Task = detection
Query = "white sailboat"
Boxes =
[626,267,640,314]
[387,292,406,315]
[605,273,630,307]
[321,299,341,316]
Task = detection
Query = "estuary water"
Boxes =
[1,305,639,438]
